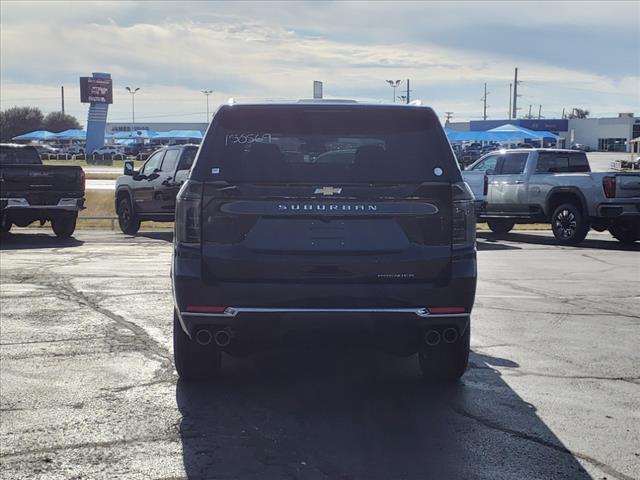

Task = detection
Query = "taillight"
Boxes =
[603,176,616,198]
[175,180,202,244]
[80,169,86,191]
[452,182,476,249]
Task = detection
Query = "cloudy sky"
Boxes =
[1,1,638,125]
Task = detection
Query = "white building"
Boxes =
[447,114,640,152]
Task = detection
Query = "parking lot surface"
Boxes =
[1,229,638,479]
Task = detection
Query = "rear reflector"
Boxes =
[186,306,227,313]
[428,307,466,314]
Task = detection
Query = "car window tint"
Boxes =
[177,148,197,171]
[0,146,41,165]
[568,153,590,172]
[160,149,180,172]
[473,155,498,171]
[141,151,163,175]
[498,153,528,175]
[536,153,569,173]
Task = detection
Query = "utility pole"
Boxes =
[512,67,522,119]
[201,90,213,122]
[406,79,410,104]
[61,86,65,115]
[444,112,453,124]
[482,82,490,120]
[527,104,533,119]
[538,104,542,120]
[508,83,512,120]
[561,107,565,119]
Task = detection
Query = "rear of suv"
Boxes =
[172,101,477,382]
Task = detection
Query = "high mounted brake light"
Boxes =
[603,176,616,198]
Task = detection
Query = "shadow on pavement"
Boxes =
[176,347,592,479]
[0,231,84,250]
[478,231,640,252]
[134,231,174,242]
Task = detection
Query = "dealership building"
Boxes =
[447,113,640,151]
[106,122,208,136]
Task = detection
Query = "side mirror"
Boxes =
[124,160,134,176]
[486,169,495,175]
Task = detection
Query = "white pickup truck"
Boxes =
[462,149,640,245]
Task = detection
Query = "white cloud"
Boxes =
[1,2,638,122]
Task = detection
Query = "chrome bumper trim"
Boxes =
[181,307,469,319]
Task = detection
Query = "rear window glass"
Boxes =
[194,106,456,183]
[0,146,41,165]
[536,152,590,173]
[498,153,528,174]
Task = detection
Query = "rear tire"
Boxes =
[487,219,515,234]
[418,325,470,383]
[0,215,11,233]
[118,197,141,235]
[608,220,640,244]
[551,203,589,245]
[51,212,77,238]
[173,311,221,381]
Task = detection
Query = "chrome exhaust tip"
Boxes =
[214,329,232,348]
[443,327,459,344]
[195,329,213,346]
[424,329,441,346]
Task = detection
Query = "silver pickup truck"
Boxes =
[462,149,640,245]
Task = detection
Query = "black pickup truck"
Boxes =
[114,144,197,234]
[0,144,85,237]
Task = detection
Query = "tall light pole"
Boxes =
[201,90,213,122]
[125,87,140,133]
[386,80,402,103]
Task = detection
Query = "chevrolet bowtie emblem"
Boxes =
[314,186,342,196]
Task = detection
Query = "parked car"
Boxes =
[114,144,198,233]
[63,144,85,155]
[0,143,85,237]
[462,149,640,244]
[92,145,122,156]
[33,144,60,155]
[171,100,477,382]
[571,143,591,152]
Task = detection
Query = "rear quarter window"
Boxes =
[536,152,590,173]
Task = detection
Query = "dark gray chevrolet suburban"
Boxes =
[171,100,477,382]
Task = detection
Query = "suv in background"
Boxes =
[171,101,477,382]
[114,144,198,233]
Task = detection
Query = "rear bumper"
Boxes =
[595,201,640,219]
[172,245,477,344]
[1,197,85,212]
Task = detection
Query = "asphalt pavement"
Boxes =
[0,229,638,479]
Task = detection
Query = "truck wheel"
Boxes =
[51,213,77,238]
[0,216,11,233]
[418,325,470,383]
[118,197,141,234]
[487,219,515,234]
[551,203,589,245]
[608,221,639,244]
[173,311,221,381]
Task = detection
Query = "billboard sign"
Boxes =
[80,77,113,104]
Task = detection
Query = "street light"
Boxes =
[125,87,140,133]
[201,90,213,122]
[386,80,402,103]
